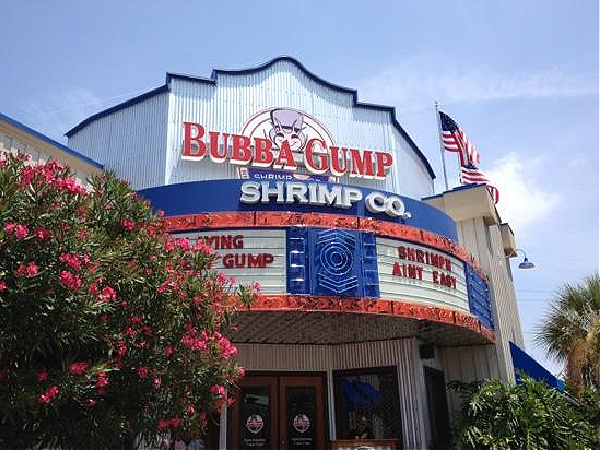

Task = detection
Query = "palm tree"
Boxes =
[535,273,600,395]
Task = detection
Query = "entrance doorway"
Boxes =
[424,367,450,450]
[229,374,326,450]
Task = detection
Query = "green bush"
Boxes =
[0,154,257,449]
[449,376,594,450]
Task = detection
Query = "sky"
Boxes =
[1,0,598,375]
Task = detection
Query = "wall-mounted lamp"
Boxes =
[514,249,535,270]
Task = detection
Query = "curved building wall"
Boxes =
[165,60,434,199]
[67,90,169,190]
[67,58,434,198]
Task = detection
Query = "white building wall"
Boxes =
[0,128,99,188]
[454,216,523,382]
[166,61,434,199]
[68,59,435,198]
[67,91,169,190]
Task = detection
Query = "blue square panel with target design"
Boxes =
[286,227,379,298]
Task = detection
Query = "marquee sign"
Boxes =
[376,237,469,314]
[174,229,286,294]
[181,108,394,180]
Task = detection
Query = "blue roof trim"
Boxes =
[64,56,435,179]
[0,111,103,169]
[509,342,565,391]
[65,85,169,137]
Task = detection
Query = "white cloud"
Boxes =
[486,152,561,235]
[354,55,598,112]
[19,87,143,143]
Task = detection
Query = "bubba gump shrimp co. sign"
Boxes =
[181,108,394,180]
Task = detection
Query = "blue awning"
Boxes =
[509,341,565,391]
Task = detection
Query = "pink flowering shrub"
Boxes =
[0,154,255,449]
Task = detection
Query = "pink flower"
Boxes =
[34,227,51,240]
[137,366,149,379]
[3,222,14,234]
[37,369,48,381]
[0,281,7,291]
[19,167,35,187]
[237,367,245,377]
[16,262,38,278]
[211,385,226,398]
[252,281,261,296]
[120,219,135,231]
[216,272,227,286]
[153,376,162,390]
[14,224,28,239]
[69,362,88,376]
[164,346,174,357]
[59,271,82,291]
[117,342,127,357]
[38,386,59,403]
[25,262,38,277]
[170,418,181,428]
[187,405,196,415]
[59,252,82,271]
[95,371,109,391]
[157,419,169,430]
[98,286,116,302]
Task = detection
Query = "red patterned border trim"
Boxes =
[165,211,488,281]
[245,294,494,343]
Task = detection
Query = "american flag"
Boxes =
[439,110,480,166]
[460,165,500,204]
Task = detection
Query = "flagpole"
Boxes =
[435,100,450,191]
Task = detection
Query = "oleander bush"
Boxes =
[0,153,257,449]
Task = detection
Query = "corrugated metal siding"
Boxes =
[236,339,426,449]
[166,60,434,199]
[453,217,524,382]
[67,92,169,190]
[441,344,499,413]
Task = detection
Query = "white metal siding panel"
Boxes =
[441,344,499,414]
[67,92,169,190]
[165,60,434,198]
[453,216,523,382]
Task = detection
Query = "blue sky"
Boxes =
[1,0,598,373]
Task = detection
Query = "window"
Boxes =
[333,367,402,440]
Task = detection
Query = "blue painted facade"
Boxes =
[286,227,380,298]
[465,264,494,329]
[139,179,459,242]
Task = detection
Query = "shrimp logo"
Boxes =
[241,108,334,154]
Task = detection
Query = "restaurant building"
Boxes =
[62,57,539,449]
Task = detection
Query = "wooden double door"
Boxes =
[230,375,326,450]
